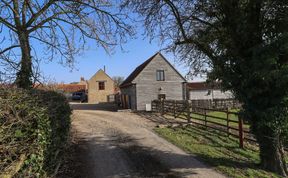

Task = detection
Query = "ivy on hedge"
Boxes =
[0,88,71,177]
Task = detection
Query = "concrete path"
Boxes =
[60,103,225,178]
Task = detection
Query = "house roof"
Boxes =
[120,52,186,88]
[56,84,86,93]
[120,53,157,88]
[0,83,86,93]
[34,83,86,93]
[187,82,221,90]
[89,69,114,82]
[0,83,15,89]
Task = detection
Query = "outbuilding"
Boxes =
[120,52,187,110]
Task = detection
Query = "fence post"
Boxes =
[173,100,176,118]
[161,99,164,116]
[226,108,230,136]
[238,116,244,148]
[186,100,191,123]
[204,109,207,128]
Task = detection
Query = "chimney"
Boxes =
[104,65,106,72]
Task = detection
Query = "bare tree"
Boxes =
[123,0,288,176]
[0,0,133,88]
[112,76,124,88]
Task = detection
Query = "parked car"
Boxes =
[72,92,84,100]
[80,93,88,103]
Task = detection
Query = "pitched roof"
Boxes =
[35,83,86,93]
[120,53,158,88]
[89,69,114,82]
[56,84,86,93]
[0,83,15,88]
[120,52,186,88]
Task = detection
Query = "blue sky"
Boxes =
[0,2,205,84]
[41,35,204,84]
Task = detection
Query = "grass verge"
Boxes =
[173,109,249,130]
[191,110,250,129]
[155,125,287,178]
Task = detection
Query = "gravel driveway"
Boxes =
[59,103,224,178]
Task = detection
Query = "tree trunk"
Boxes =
[15,30,32,89]
[253,123,288,176]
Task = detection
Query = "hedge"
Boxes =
[0,88,71,177]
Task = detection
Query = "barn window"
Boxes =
[156,70,165,81]
[98,81,105,90]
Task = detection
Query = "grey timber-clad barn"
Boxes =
[120,52,187,110]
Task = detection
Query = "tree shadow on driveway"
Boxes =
[57,133,214,178]
[136,111,187,126]
[70,102,119,112]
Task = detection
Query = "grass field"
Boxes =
[199,110,249,129]
[174,108,250,129]
[155,125,287,178]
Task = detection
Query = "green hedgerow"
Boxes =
[0,88,71,177]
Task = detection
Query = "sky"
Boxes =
[0,1,206,84]
[41,35,204,84]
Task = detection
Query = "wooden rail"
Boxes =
[152,99,287,150]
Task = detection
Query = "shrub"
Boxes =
[0,88,71,177]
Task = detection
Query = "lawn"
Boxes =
[155,125,288,178]
[205,110,249,129]
[173,108,250,130]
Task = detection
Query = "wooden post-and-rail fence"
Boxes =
[152,99,250,149]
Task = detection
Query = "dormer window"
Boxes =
[156,70,165,81]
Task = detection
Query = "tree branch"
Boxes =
[26,0,56,27]
[0,17,17,32]
[1,0,18,14]
[26,0,36,16]
[163,0,188,40]
[22,0,27,25]
[175,39,218,61]
[52,17,114,46]
[28,11,72,33]
[12,0,22,27]
[0,45,20,55]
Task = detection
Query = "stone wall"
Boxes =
[88,70,114,103]
[133,54,186,110]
